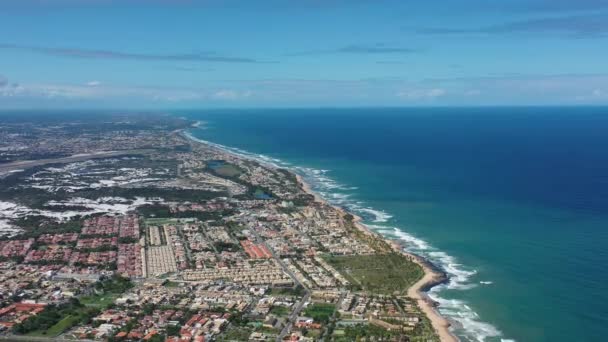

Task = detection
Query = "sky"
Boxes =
[1,0,608,108]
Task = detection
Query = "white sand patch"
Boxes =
[0,169,25,178]
[46,197,164,216]
[0,219,22,236]
[18,157,171,193]
[0,197,164,225]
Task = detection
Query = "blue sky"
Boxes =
[1,0,607,108]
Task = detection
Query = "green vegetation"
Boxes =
[270,306,290,317]
[25,259,68,266]
[218,326,253,341]
[225,221,247,239]
[323,253,423,294]
[80,275,132,308]
[253,188,272,199]
[78,245,118,253]
[73,261,117,271]
[144,217,181,225]
[13,299,98,337]
[1,216,85,240]
[118,236,138,244]
[304,328,322,338]
[96,275,133,293]
[138,204,235,221]
[206,160,243,178]
[213,164,242,178]
[214,241,240,252]
[303,303,335,324]
[165,324,181,336]
[205,160,277,200]
[333,323,398,341]
[30,315,81,337]
[164,280,182,288]
[332,321,439,342]
[79,293,120,308]
[291,194,314,207]
[276,168,298,183]
[0,169,224,210]
[269,285,305,297]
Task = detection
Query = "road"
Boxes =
[248,228,311,342]
[0,335,95,342]
[0,149,154,175]
[318,292,345,341]
[277,291,311,342]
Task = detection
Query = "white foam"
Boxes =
[426,294,504,341]
[185,132,290,170]
[184,129,512,342]
[372,226,431,251]
[358,207,393,222]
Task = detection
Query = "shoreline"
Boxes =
[182,130,458,341]
[297,174,458,342]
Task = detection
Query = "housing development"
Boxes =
[0,114,442,341]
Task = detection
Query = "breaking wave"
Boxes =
[185,130,510,342]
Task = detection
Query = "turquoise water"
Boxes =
[184,108,608,342]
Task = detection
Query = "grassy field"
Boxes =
[218,325,252,341]
[304,328,322,338]
[303,303,336,324]
[145,217,181,225]
[333,323,400,341]
[164,280,182,287]
[213,164,242,178]
[79,293,119,308]
[79,275,133,309]
[270,306,290,317]
[16,300,99,338]
[269,285,305,297]
[323,253,423,294]
[26,315,80,337]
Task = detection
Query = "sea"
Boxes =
[183,107,608,342]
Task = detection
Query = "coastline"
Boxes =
[297,174,458,342]
[182,130,458,341]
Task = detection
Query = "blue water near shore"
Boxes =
[184,107,608,342]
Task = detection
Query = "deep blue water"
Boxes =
[183,107,608,342]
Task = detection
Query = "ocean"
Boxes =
[184,107,608,342]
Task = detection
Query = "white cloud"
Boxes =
[574,88,608,102]
[0,78,257,104]
[0,83,23,97]
[212,89,238,100]
[397,88,446,100]
[2,73,608,107]
[211,89,253,100]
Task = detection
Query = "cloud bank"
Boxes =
[417,13,608,38]
[0,44,264,63]
[2,73,607,108]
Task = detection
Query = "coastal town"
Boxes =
[0,114,449,342]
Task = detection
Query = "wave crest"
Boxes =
[185,129,510,342]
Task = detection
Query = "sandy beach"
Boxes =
[188,134,458,342]
[296,173,458,342]
[402,249,458,342]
